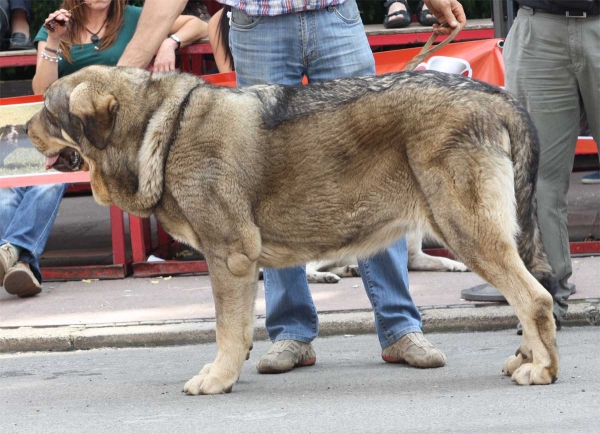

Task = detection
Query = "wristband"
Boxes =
[169,34,181,49]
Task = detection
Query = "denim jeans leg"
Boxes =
[230,10,317,342]
[307,0,376,82]
[0,184,67,283]
[0,187,24,238]
[263,266,319,343]
[230,2,422,347]
[358,238,423,348]
[308,1,421,348]
[229,9,305,87]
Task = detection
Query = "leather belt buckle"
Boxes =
[566,11,587,18]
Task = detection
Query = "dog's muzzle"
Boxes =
[46,147,83,172]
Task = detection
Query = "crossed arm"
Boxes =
[118,0,189,68]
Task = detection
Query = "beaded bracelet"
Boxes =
[41,49,62,63]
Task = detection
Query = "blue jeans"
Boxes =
[229,0,422,348]
[0,184,67,283]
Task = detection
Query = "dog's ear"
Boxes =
[69,82,118,150]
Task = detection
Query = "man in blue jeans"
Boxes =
[226,0,466,374]
[119,0,466,373]
[0,184,67,297]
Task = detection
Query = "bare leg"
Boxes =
[10,9,30,37]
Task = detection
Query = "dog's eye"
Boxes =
[43,106,59,125]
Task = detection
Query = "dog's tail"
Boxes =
[505,100,559,299]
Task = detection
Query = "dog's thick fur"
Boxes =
[28,65,559,394]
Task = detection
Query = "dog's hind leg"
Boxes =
[183,249,259,395]
[420,155,558,385]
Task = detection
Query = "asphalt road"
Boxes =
[1,328,598,434]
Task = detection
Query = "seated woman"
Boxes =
[207,5,233,73]
[0,0,207,298]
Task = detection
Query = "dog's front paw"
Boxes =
[183,363,235,395]
[445,259,469,272]
[511,363,556,385]
[307,272,341,284]
[183,372,234,395]
[323,272,341,283]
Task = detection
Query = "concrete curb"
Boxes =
[1,302,598,354]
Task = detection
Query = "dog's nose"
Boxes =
[23,121,29,135]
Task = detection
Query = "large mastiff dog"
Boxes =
[27,65,559,395]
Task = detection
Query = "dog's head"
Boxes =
[28,66,141,204]
[27,65,200,212]
[27,66,125,167]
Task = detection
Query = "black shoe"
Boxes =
[8,33,33,50]
[416,0,440,26]
[461,283,506,302]
[383,0,413,29]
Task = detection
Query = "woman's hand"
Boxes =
[44,9,71,43]
[152,38,179,72]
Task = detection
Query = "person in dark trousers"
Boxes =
[504,0,599,326]
[0,0,33,50]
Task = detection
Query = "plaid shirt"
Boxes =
[218,0,346,16]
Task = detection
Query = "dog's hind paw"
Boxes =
[345,265,361,277]
[503,353,528,376]
[511,363,556,385]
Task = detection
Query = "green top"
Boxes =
[34,5,142,77]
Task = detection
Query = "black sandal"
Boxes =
[416,1,439,26]
[383,0,412,29]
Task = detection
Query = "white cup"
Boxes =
[416,56,473,77]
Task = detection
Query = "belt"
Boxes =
[520,5,595,18]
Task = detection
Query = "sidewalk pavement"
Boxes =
[0,171,598,353]
[1,255,598,353]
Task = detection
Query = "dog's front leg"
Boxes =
[183,252,258,395]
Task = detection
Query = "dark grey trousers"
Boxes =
[504,8,600,319]
[0,0,32,37]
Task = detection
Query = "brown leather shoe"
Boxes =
[0,243,19,285]
[4,262,42,298]
[256,340,316,374]
[382,332,446,368]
